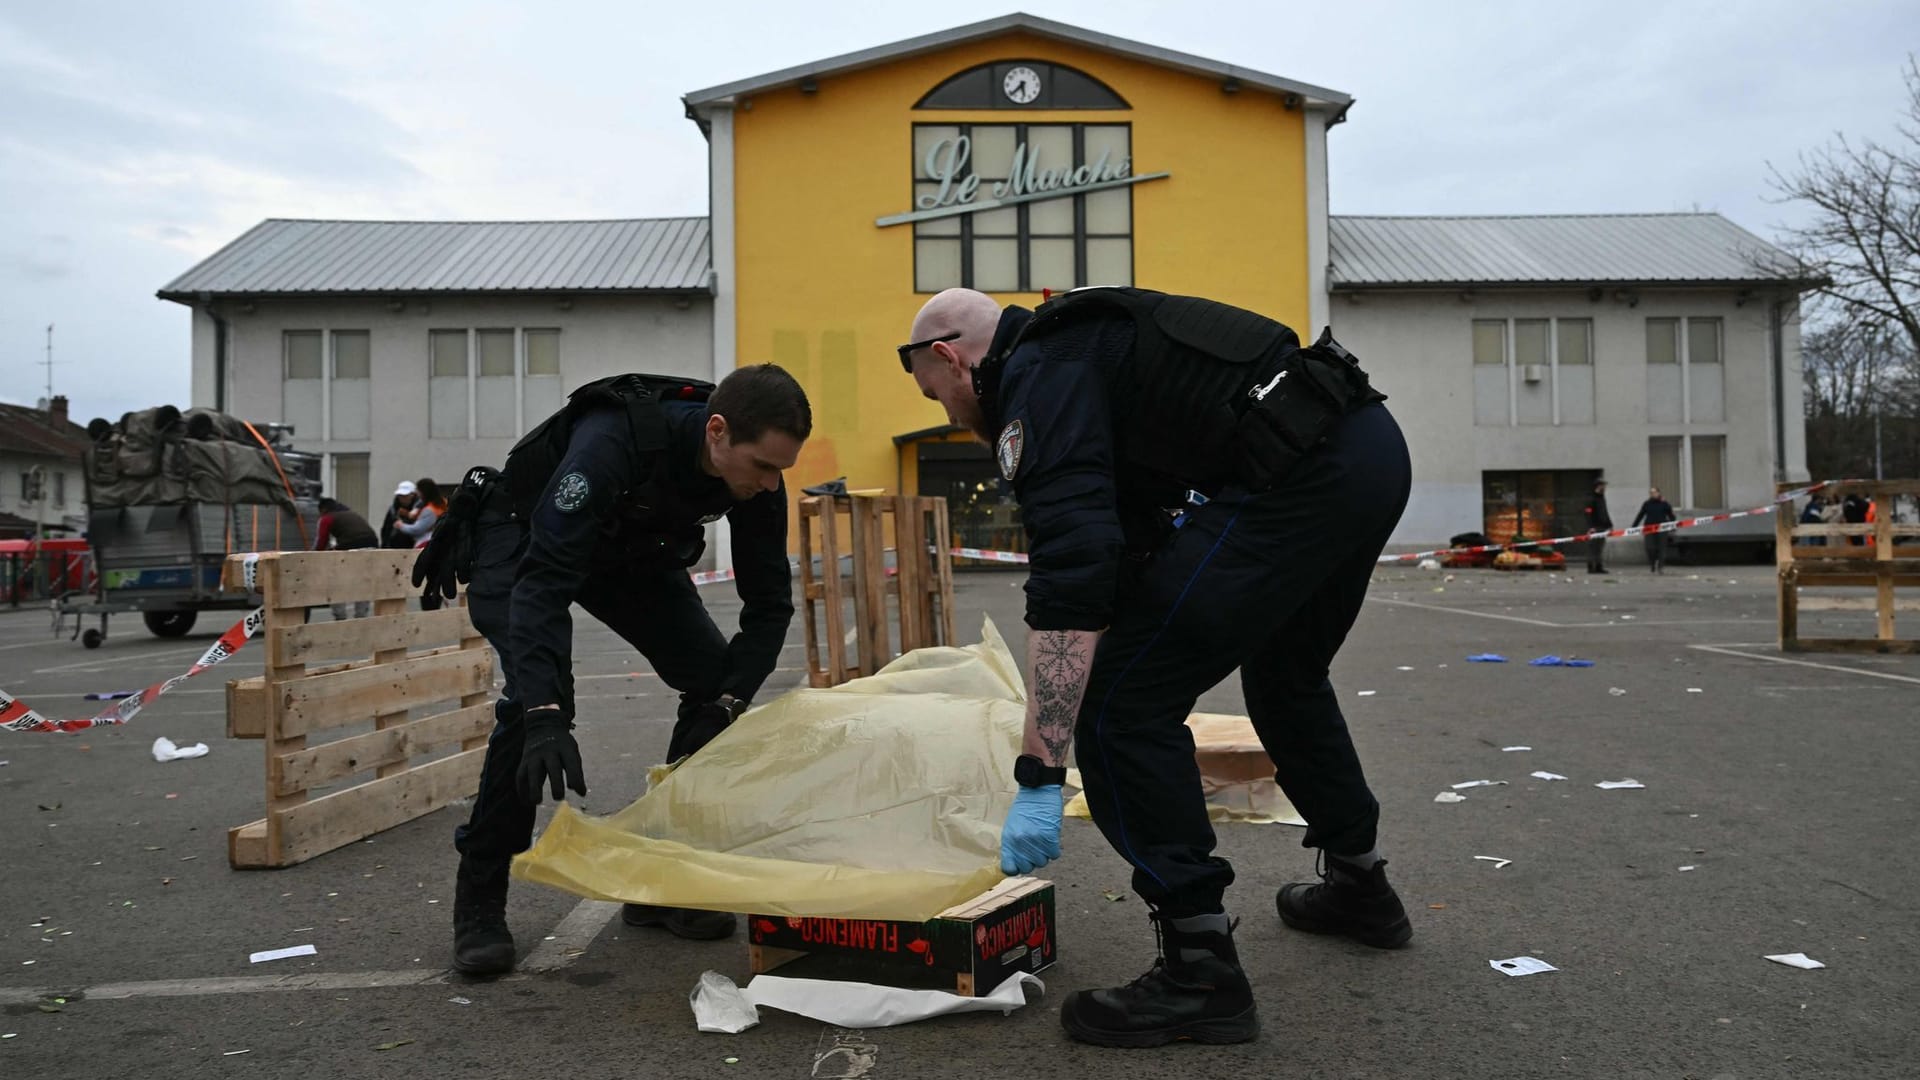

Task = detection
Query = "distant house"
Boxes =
[0,395,88,539]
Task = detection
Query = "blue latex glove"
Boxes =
[1001,785,1064,875]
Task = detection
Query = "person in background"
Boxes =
[1584,479,1612,574]
[1841,492,1870,546]
[1799,494,1827,548]
[1632,487,1677,573]
[381,481,421,548]
[401,479,451,610]
[315,496,379,619]
[397,478,446,546]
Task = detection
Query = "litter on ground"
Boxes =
[1490,956,1557,977]
[1764,953,1825,970]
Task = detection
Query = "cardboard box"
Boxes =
[747,876,1055,996]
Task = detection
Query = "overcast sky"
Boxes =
[2,0,1914,423]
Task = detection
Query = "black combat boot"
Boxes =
[1059,911,1259,1048]
[621,903,738,940]
[452,856,515,975]
[1276,853,1412,949]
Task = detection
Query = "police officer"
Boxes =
[414,364,812,976]
[900,287,1412,1048]
[1585,479,1613,574]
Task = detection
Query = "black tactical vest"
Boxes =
[502,373,720,564]
[1000,287,1384,490]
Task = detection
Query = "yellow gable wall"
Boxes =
[729,30,1310,504]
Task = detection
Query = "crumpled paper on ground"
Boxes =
[513,618,1025,921]
[1064,714,1305,826]
[691,970,1045,1032]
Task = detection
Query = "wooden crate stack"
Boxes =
[796,494,956,687]
[222,549,494,868]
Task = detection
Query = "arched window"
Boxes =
[915,60,1129,110]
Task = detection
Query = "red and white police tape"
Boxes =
[2,555,268,734]
[942,480,1854,568]
[1373,479,1840,565]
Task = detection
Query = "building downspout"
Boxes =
[1770,299,1786,482]
[201,293,230,413]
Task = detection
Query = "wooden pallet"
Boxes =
[796,494,956,687]
[1777,479,1920,654]
[221,549,494,868]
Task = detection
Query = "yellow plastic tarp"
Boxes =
[511,618,1025,921]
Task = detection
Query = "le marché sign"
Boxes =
[875,134,1169,228]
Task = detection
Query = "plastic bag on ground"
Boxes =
[512,618,1025,921]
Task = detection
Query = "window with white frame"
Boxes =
[1647,434,1725,509]
[330,330,371,440]
[52,471,65,507]
[1646,316,1723,424]
[283,331,323,441]
[428,329,469,439]
[1691,434,1726,509]
[427,327,563,439]
[1471,316,1594,427]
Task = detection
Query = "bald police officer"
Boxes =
[901,287,1411,1047]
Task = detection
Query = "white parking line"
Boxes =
[0,899,621,1006]
[521,899,622,972]
[1688,643,1920,686]
[0,969,452,1006]
[1373,598,1563,627]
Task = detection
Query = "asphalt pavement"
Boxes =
[1,561,1915,1079]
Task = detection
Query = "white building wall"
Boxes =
[1328,286,1806,549]
[185,293,713,512]
[0,451,86,534]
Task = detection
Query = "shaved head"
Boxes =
[911,288,1002,350]
[902,288,1004,441]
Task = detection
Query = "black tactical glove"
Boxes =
[517,707,587,804]
[412,466,497,600]
[670,695,747,761]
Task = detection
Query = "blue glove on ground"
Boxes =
[1001,784,1064,875]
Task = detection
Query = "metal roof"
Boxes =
[1329,213,1813,290]
[684,12,1352,124]
[158,218,712,299]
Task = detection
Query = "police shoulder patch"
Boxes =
[996,420,1025,481]
[553,471,591,513]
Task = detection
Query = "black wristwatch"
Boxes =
[1015,754,1067,789]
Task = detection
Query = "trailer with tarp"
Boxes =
[57,405,320,648]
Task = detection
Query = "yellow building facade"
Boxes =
[685,14,1349,554]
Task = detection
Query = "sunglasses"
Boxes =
[896,331,961,373]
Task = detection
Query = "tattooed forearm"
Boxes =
[1025,629,1100,767]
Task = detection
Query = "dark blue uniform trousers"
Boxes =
[453,514,729,864]
[1075,403,1412,916]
